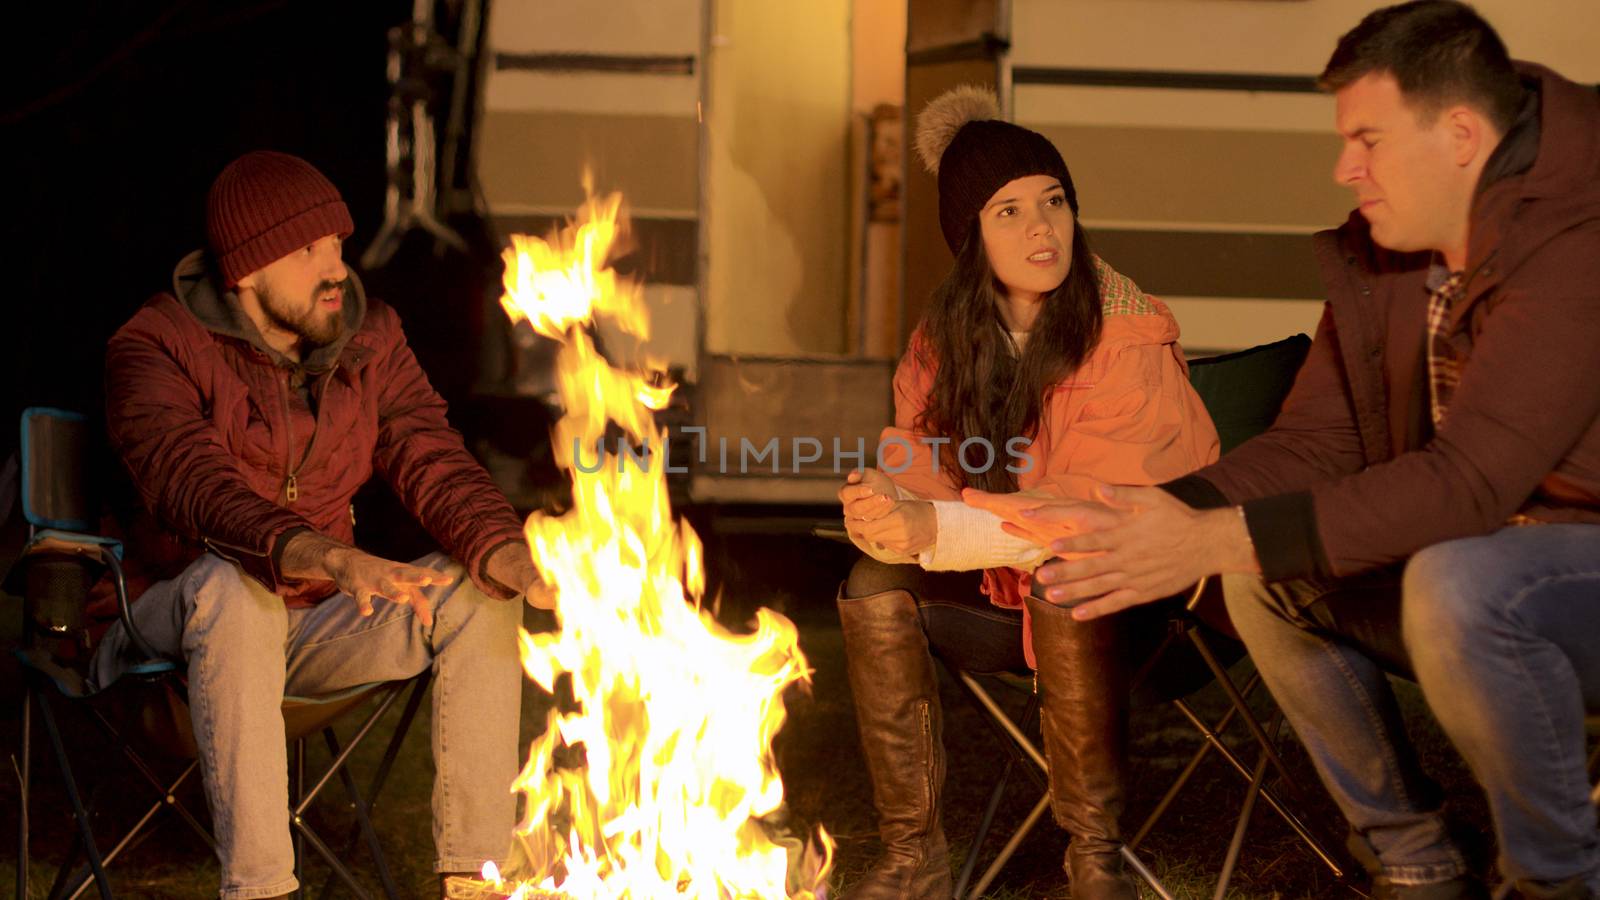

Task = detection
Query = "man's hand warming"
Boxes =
[964,482,1258,620]
[485,541,555,609]
[281,532,448,627]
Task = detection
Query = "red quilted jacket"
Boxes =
[98,250,526,613]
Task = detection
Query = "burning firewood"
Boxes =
[482,181,832,897]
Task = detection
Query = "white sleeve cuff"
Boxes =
[917,500,1051,572]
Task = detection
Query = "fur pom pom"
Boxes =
[914,85,1000,175]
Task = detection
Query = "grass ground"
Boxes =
[0,529,1498,899]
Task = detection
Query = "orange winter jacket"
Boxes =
[881,260,1219,664]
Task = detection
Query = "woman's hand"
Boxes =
[838,468,937,557]
[838,468,898,522]
[849,499,938,556]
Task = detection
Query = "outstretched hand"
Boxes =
[324,548,448,627]
[964,481,1258,620]
[281,531,448,626]
[960,486,1125,546]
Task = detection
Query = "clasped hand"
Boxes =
[837,468,936,556]
[962,481,1249,620]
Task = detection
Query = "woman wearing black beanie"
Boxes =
[834,86,1219,899]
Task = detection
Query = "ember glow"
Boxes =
[489,184,832,899]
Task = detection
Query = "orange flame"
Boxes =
[494,185,832,898]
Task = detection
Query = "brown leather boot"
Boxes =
[1025,593,1138,900]
[836,586,953,900]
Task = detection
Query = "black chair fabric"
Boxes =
[21,407,94,532]
[1187,334,1312,455]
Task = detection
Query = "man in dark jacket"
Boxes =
[88,150,548,900]
[967,3,1600,897]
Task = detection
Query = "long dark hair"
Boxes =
[912,219,1103,493]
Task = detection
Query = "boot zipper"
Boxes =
[919,700,936,835]
[1033,674,1056,805]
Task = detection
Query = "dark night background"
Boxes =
[16,2,382,416]
[7,0,543,549]
[2,6,1504,897]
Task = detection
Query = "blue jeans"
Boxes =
[89,553,525,899]
[1224,523,1600,888]
[842,559,1026,674]
[1405,525,1600,889]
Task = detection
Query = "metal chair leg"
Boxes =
[954,754,1017,898]
[1170,698,1345,877]
[84,706,214,849]
[19,681,33,900]
[1212,723,1275,900]
[1189,630,1299,792]
[37,692,114,900]
[950,666,1179,900]
[1130,671,1263,850]
[294,738,306,899]
[320,675,430,900]
[292,814,374,900]
[45,831,86,900]
[64,762,203,900]
[955,672,1048,774]
[966,794,1051,900]
[287,680,411,899]
[1121,844,1176,900]
[294,683,409,817]
[323,728,401,900]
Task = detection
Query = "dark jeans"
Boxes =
[1224,524,1600,889]
[843,558,1025,675]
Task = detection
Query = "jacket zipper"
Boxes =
[280,366,336,505]
[279,371,297,503]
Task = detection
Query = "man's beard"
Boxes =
[259,279,346,348]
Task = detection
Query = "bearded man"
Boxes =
[90,150,548,900]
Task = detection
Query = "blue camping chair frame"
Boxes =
[12,407,431,900]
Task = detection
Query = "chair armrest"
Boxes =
[23,530,160,664]
[24,529,123,560]
[97,546,161,663]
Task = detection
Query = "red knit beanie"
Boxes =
[206,151,354,287]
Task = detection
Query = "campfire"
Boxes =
[449,183,832,899]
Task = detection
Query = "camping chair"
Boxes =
[941,649,1176,899]
[941,580,1342,900]
[11,407,431,900]
[944,334,1352,899]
